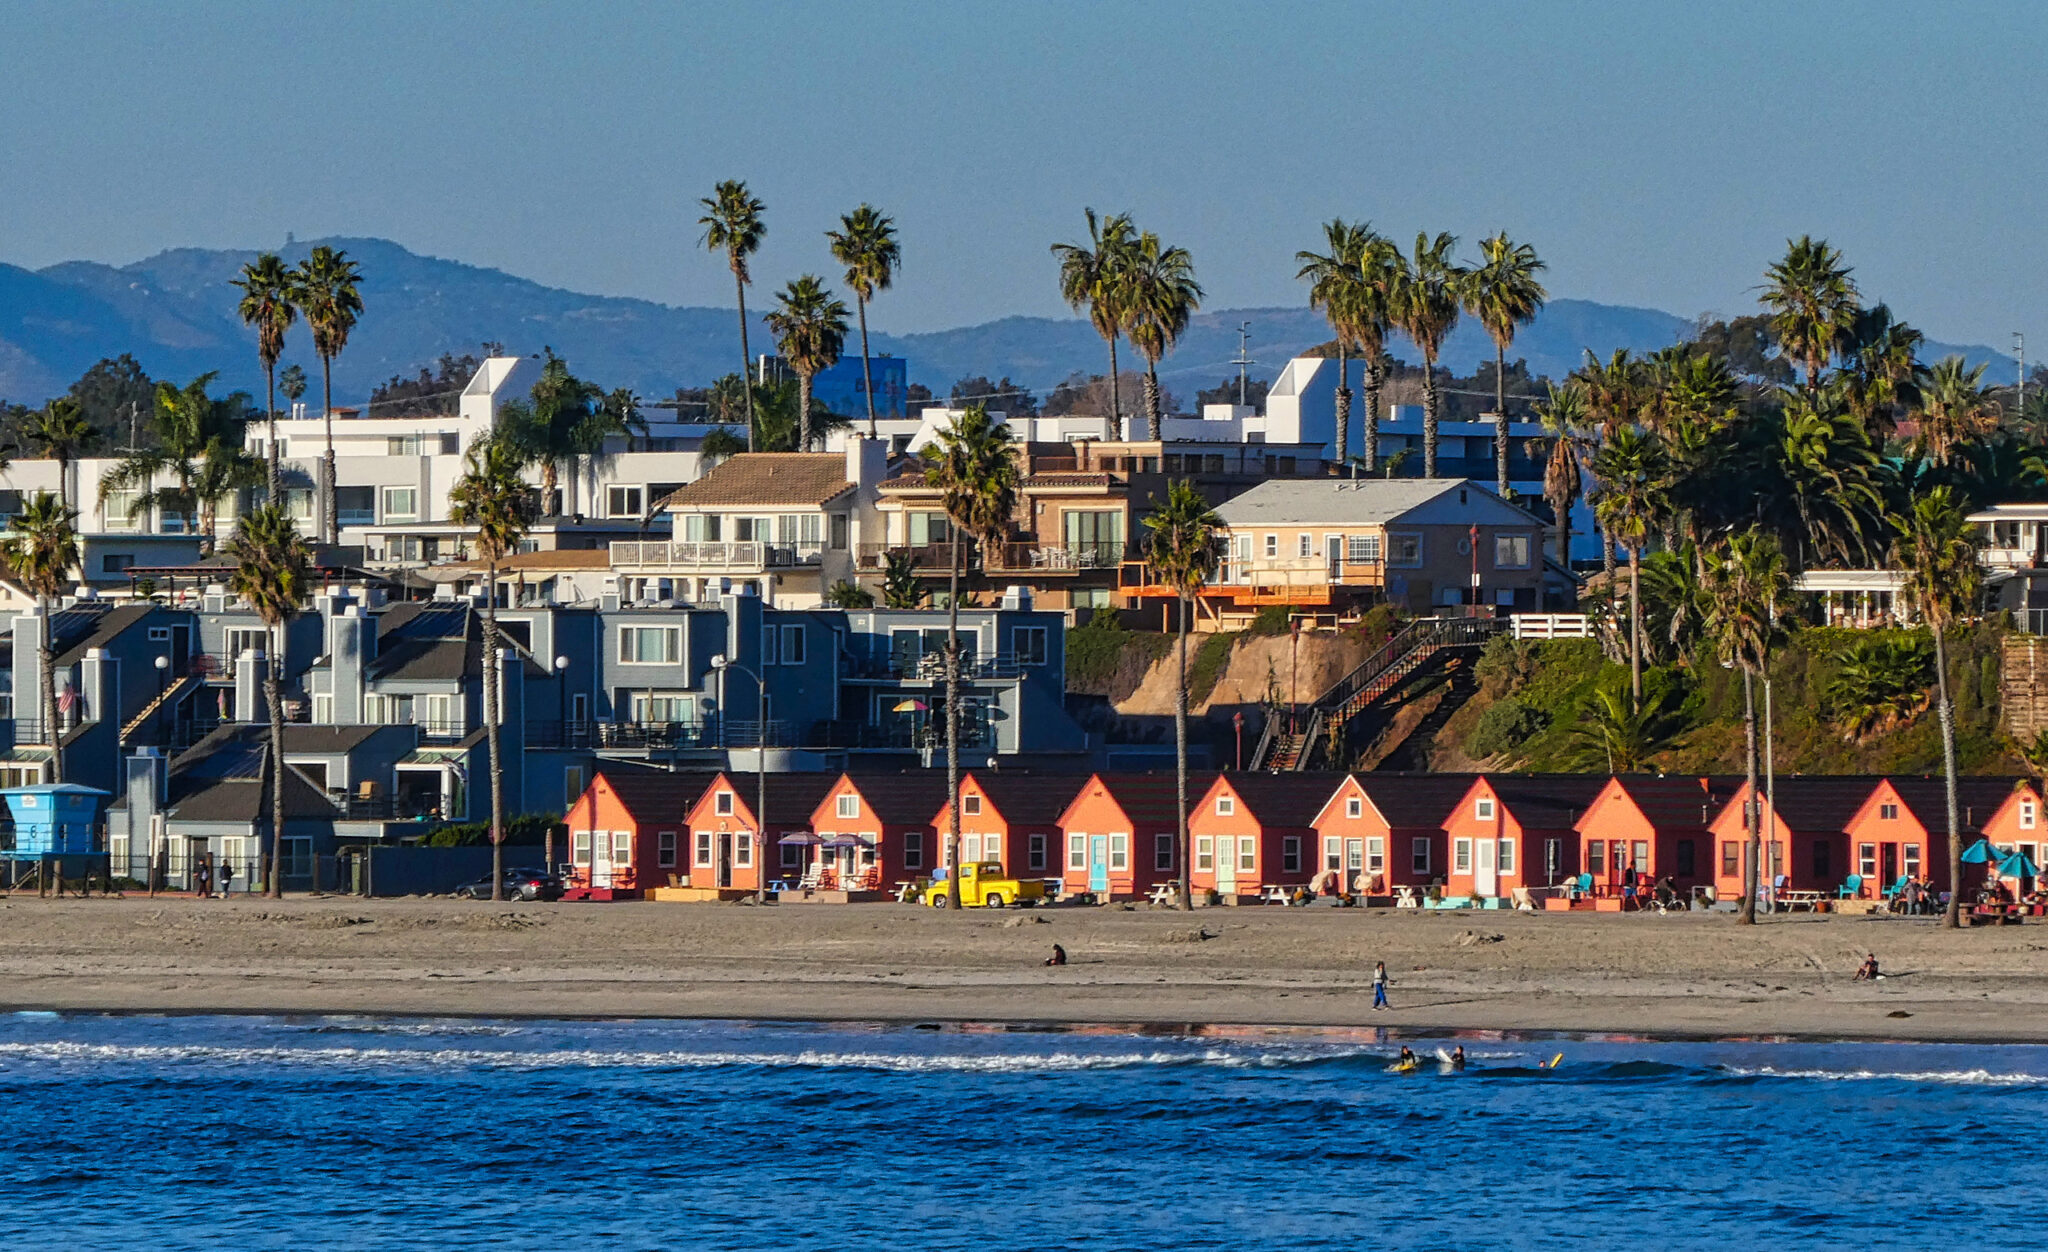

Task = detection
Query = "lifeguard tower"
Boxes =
[2,784,112,893]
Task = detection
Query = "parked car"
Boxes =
[922,862,1047,908]
[455,866,563,902]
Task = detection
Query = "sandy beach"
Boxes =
[3,896,2048,1041]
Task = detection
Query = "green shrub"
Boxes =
[425,813,561,847]
[1465,698,1550,759]
[1186,631,1242,706]
[1249,605,1294,636]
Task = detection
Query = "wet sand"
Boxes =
[3,895,2047,1041]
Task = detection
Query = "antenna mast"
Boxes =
[1232,322,1254,407]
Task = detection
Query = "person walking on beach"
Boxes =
[194,857,212,900]
[1372,961,1390,1011]
[218,858,234,899]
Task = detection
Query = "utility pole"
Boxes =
[2016,332,2027,411]
[1232,322,1254,407]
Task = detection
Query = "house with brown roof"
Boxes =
[1187,771,1339,899]
[1573,775,1739,900]
[1707,776,1892,902]
[933,770,1074,879]
[1441,774,1606,904]
[624,443,893,609]
[1312,773,1479,893]
[1056,773,1182,900]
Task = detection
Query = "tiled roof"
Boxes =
[1483,773,1609,828]
[1352,773,1483,827]
[959,771,1074,827]
[1884,776,2032,835]
[54,604,153,666]
[1604,775,1744,832]
[840,773,955,825]
[1216,479,1539,527]
[1755,776,1892,833]
[1219,771,1350,827]
[662,454,851,509]
[1086,774,1185,828]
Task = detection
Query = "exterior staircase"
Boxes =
[121,674,198,744]
[1250,615,1504,771]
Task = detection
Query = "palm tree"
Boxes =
[0,493,76,777]
[699,180,767,450]
[1143,480,1221,910]
[1825,636,1934,742]
[1760,236,1858,395]
[763,276,851,451]
[1391,232,1467,477]
[1774,387,1889,567]
[1701,528,1789,925]
[923,405,1017,909]
[1121,231,1203,440]
[100,374,265,555]
[1574,349,1649,576]
[1840,303,1926,440]
[449,434,533,901]
[225,503,311,897]
[1355,239,1404,474]
[1568,676,1680,772]
[501,349,600,515]
[1464,234,1549,496]
[1297,220,1374,469]
[1591,427,1671,706]
[1893,486,1982,928]
[232,253,300,497]
[824,579,873,609]
[1537,381,1591,572]
[827,205,901,438]
[292,246,364,545]
[1052,209,1137,435]
[881,550,926,607]
[20,398,101,512]
[1914,356,2001,467]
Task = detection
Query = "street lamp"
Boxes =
[554,654,572,745]
[153,654,169,744]
[709,653,769,904]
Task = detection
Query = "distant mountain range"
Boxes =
[0,236,2008,407]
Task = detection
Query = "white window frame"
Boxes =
[1108,833,1128,871]
[2023,800,2038,830]
[1237,839,1255,872]
[1297,533,1312,558]
[715,791,734,816]
[1499,838,1517,875]
[618,625,681,664]
[1366,836,1385,874]
[1346,795,1363,819]
[837,794,859,819]
[1454,838,1473,874]
[1494,533,1532,570]
[1067,832,1086,871]
[1215,794,1234,817]
[1263,534,1278,558]
[1476,797,1495,821]
[962,794,982,816]
[1412,838,1431,874]
[1196,836,1214,871]
[380,486,419,523]
[694,832,714,867]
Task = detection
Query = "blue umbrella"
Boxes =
[1960,838,2001,864]
[1999,850,2040,878]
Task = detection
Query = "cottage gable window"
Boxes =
[1346,795,1363,819]
[1216,795,1234,817]
[837,794,859,819]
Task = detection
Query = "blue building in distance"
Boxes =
[759,354,908,419]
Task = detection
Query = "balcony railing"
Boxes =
[846,652,1029,682]
[856,542,1126,573]
[609,541,819,569]
[1213,555,1385,588]
[526,720,716,751]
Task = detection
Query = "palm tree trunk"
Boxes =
[1628,546,1643,707]
[1739,666,1759,925]
[1144,364,1163,441]
[485,560,505,901]
[944,527,962,910]
[38,597,59,784]
[736,269,757,452]
[1495,342,1510,498]
[798,373,813,451]
[857,296,877,439]
[265,363,281,500]
[1362,355,1383,476]
[1549,491,1572,571]
[1422,356,1441,478]
[1175,590,1191,910]
[1333,344,1351,473]
[266,641,285,898]
[1107,334,1122,439]
[1936,628,1961,928]
[541,461,560,518]
[1599,520,1616,579]
[322,353,338,545]
[57,456,70,515]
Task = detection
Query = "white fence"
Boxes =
[1511,613,1591,640]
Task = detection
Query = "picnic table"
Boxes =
[1394,885,1419,909]
[1779,889,1826,912]
[1146,884,1178,907]
[893,880,923,903]
[1258,884,1295,906]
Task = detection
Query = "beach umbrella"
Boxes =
[1999,850,2040,878]
[892,699,928,712]
[776,833,822,846]
[1960,838,2001,864]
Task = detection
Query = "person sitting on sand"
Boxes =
[1044,943,1067,967]
[1853,953,1880,981]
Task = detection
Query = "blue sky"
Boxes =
[5,0,2042,347]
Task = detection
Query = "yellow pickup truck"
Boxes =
[923,862,1048,908]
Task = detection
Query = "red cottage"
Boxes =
[1573,775,1737,900]
[1708,776,1885,902]
[1056,774,1183,901]
[1186,772,1341,900]
[930,771,1071,881]
[682,771,839,895]
[563,768,717,898]
[1841,776,2036,897]
[1312,774,1478,894]
[805,773,954,898]
[1441,774,1605,905]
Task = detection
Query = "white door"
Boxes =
[1475,839,1497,897]
[591,831,613,888]
[1216,837,1237,893]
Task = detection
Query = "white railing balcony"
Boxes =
[1511,613,1592,640]
[610,541,822,570]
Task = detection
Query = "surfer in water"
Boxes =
[1450,1045,1466,1071]
[1396,1046,1417,1071]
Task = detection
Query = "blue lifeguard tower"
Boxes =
[2,784,111,892]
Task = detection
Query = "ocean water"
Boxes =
[0,1014,2037,1250]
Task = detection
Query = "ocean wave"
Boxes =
[0,1039,1386,1075]
[1719,1065,2048,1087]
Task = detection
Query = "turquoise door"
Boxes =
[1089,835,1109,892]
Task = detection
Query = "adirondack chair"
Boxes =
[1836,873,1864,900]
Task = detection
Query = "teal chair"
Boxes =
[1836,873,1863,900]
[1881,874,1911,901]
